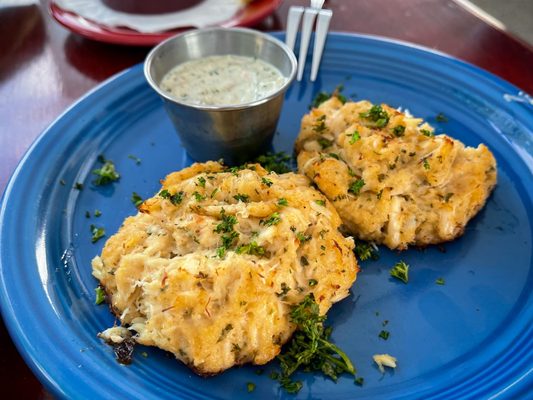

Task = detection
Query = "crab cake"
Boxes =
[295,97,497,250]
[92,161,358,375]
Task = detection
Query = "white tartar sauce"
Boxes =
[160,55,287,106]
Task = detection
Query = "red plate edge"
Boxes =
[49,0,283,47]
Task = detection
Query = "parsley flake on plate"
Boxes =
[390,261,409,283]
[273,294,356,394]
[127,154,141,165]
[90,224,105,243]
[353,240,379,261]
[131,192,143,208]
[379,330,390,340]
[92,156,120,186]
[94,287,105,305]
[436,112,448,122]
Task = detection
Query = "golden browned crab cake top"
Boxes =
[92,161,358,375]
[295,97,497,250]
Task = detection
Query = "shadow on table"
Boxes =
[63,34,149,82]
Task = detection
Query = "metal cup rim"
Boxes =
[144,27,297,111]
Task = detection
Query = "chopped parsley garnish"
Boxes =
[423,158,430,170]
[85,211,90,218]
[354,240,379,261]
[94,287,105,305]
[313,115,327,132]
[233,193,250,203]
[310,85,347,108]
[318,138,333,149]
[197,176,206,188]
[392,125,405,137]
[228,165,245,175]
[311,92,331,108]
[192,191,206,202]
[379,330,390,340]
[390,261,409,283]
[436,277,445,285]
[273,294,356,393]
[436,112,448,122]
[159,189,184,205]
[217,324,233,342]
[349,131,361,144]
[74,182,84,190]
[214,210,238,233]
[210,188,219,198]
[261,212,281,227]
[59,179,66,186]
[236,242,265,256]
[131,192,143,208]
[359,105,389,128]
[214,210,239,257]
[254,152,292,174]
[261,177,273,187]
[328,152,340,160]
[94,209,102,217]
[348,179,365,195]
[315,199,326,206]
[442,192,454,202]
[421,129,434,137]
[90,224,105,243]
[277,198,288,207]
[296,232,311,242]
[127,154,141,165]
[216,246,226,258]
[276,282,290,297]
[355,377,364,386]
[246,382,256,393]
[217,231,239,258]
[92,157,120,186]
[308,279,318,286]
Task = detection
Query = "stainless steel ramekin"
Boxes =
[144,28,297,164]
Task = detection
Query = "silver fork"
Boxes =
[285,0,332,81]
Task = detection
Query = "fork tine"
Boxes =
[296,8,318,81]
[311,0,325,9]
[310,9,332,82]
[285,6,304,51]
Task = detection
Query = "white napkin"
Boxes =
[54,0,244,33]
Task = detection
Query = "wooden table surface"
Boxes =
[0,0,531,397]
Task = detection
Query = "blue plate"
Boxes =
[1,33,532,399]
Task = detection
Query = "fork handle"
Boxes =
[297,8,319,81]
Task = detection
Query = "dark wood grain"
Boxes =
[0,0,531,396]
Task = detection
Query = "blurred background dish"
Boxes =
[49,0,283,46]
[102,0,204,15]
